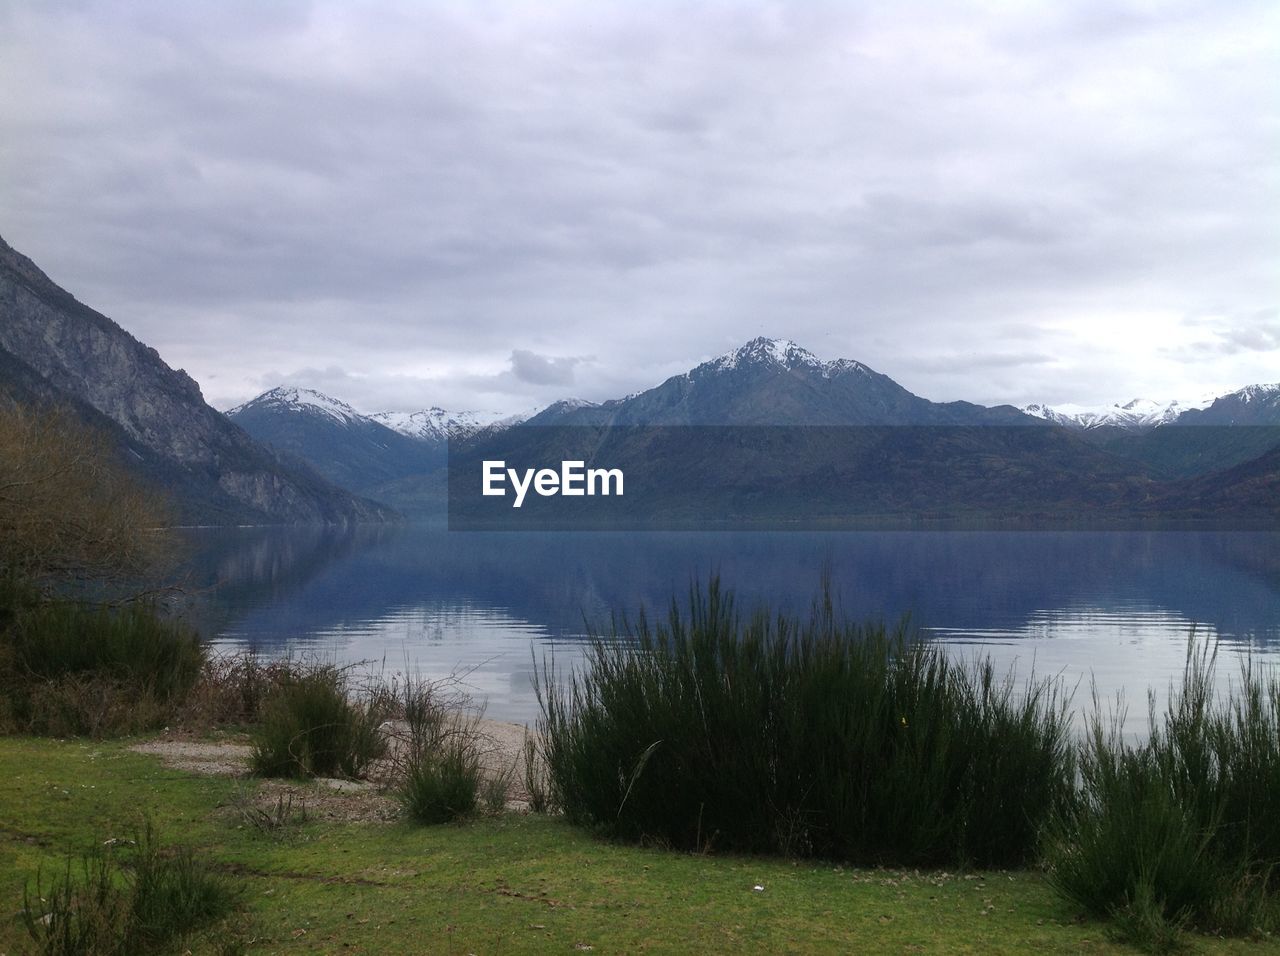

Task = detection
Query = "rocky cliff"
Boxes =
[0,233,395,524]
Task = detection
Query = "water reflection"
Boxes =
[177,526,1280,724]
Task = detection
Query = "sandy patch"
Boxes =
[132,736,253,777]
[129,716,540,817]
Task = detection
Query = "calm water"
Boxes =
[178,525,1280,730]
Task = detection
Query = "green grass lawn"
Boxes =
[0,736,1269,955]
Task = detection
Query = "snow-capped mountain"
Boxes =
[226,386,366,424]
[1178,383,1280,426]
[1021,396,1215,430]
[221,342,1280,520]
[527,336,1032,426]
[1024,384,1280,430]
[371,407,532,442]
[227,387,443,494]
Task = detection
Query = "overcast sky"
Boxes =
[1,1,1276,415]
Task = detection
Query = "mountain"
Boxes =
[1023,385,1280,431]
[204,335,1278,526]
[370,407,531,444]
[0,234,393,525]
[1175,384,1280,426]
[449,338,1198,527]
[1022,396,1215,430]
[227,387,444,493]
[1161,442,1280,521]
[1022,386,1280,480]
[530,338,1037,427]
[226,392,537,514]
[448,337,1280,527]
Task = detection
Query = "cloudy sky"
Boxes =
[1,0,1276,415]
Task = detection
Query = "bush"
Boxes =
[22,821,240,955]
[0,404,172,591]
[0,599,204,736]
[393,681,484,824]
[181,652,309,729]
[401,733,482,824]
[249,663,387,778]
[538,578,1073,867]
[1047,642,1280,947]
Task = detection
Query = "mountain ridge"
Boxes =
[0,234,394,525]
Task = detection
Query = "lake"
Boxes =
[179,525,1280,731]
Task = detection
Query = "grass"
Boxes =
[539,579,1074,868]
[249,663,388,779]
[0,734,1219,955]
[1047,642,1280,948]
[3,576,1278,950]
[400,736,482,823]
[22,819,241,955]
[0,596,204,736]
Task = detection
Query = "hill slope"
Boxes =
[0,234,393,524]
[227,387,445,494]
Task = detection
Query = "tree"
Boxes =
[0,403,172,593]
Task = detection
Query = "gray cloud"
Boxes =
[0,0,1276,413]
[509,350,587,386]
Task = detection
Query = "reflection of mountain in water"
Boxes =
[181,526,1280,649]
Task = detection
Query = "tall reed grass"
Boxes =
[538,579,1073,867]
[249,662,388,778]
[1047,642,1280,948]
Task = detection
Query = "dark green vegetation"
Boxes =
[400,731,483,824]
[248,663,388,778]
[537,580,1280,950]
[539,580,1073,867]
[1048,646,1280,950]
[0,587,204,736]
[22,820,241,955]
[390,675,485,822]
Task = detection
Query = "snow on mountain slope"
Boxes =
[227,386,365,425]
[1022,394,1218,429]
[371,406,535,442]
[696,337,875,379]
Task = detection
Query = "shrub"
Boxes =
[1047,642,1280,947]
[249,662,387,778]
[22,822,239,955]
[1,599,204,736]
[181,652,309,729]
[523,730,553,813]
[538,578,1073,867]
[393,691,482,824]
[401,729,483,824]
[0,403,172,591]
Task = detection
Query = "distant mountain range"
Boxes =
[371,407,531,442]
[8,218,1271,528]
[0,235,393,524]
[227,337,1280,524]
[1023,384,1280,430]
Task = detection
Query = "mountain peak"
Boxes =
[693,338,876,383]
[706,337,821,372]
[229,386,362,425]
[1235,383,1280,404]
